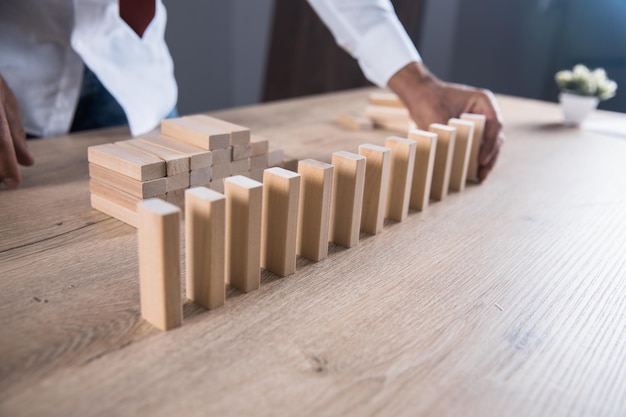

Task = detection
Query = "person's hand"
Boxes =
[1,75,34,189]
[388,62,504,182]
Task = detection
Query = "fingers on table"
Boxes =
[0,105,22,188]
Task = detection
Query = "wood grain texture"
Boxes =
[2,90,626,417]
[88,143,166,181]
[461,113,486,183]
[116,139,190,176]
[189,167,213,187]
[329,151,366,248]
[261,168,301,277]
[428,123,456,201]
[137,199,182,331]
[224,175,263,292]
[185,187,225,310]
[186,115,250,146]
[297,159,334,261]
[358,144,391,235]
[408,129,437,211]
[89,163,166,199]
[447,118,475,192]
[384,136,417,222]
[139,135,213,170]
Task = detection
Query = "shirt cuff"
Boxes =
[355,15,421,87]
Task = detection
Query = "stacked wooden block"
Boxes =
[135,111,487,331]
[88,114,288,227]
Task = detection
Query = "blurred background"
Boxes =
[163,0,626,115]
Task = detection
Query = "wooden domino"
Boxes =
[261,168,301,277]
[336,112,374,131]
[140,135,213,170]
[89,179,143,213]
[428,124,456,201]
[358,144,390,235]
[297,159,333,261]
[185,187,225,310]
[224,175,263,292]
[161,117,230,150]
[137,199,182,331]
[90,193,139,228]
[408,129,437,211]
[116,139,190,176]
[460,113,487,182]
[88,143,165,181]
[329,151,366,248]
[89,164,166,199]
[384,136,417,222]
[447,118,475,192]
[186,114,250,146]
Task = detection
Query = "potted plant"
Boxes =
[555,64,617,126]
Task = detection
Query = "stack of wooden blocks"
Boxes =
[131,104,487,332]
[88,114,287,227]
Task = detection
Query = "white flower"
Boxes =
[555,70,573,85]
[597,79,617,100]
[555,64,617,100]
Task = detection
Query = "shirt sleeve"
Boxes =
[307,0,421,87]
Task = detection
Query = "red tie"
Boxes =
[119,0,156,38]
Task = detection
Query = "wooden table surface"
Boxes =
[1,89,625,417]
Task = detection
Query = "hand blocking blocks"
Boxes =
[114,103,486,331]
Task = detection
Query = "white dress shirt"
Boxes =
[0,0,418,138]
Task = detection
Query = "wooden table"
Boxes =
[1,89,625,417]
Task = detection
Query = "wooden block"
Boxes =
[408,129,437,211]
[230,158,250,176]
[268,148,284,167]
[461,113,487,182]
[90,193,138,228]
[211,163,231,180]
[368,92,405,108]
[116,139,190,176]
[297,160,333,261]
[384,136,417,222]
[89,179,141,213]
[329,151,366,248]
[137,199,182,331]
[447,118,475,192]
[224,175,263,292]
[140,135,212,170]
[281,157,298,172]
[185,187,225,310]
[261,168,301,277]
[336,112,374,131]
[190,167,213,187]
[358,144,391,235]
[249,154,268,171]
[428,124,456,201]
[365,105,410,122]
[166,173,190,191]
[161,117,230,150]
[186,114,250,146]
[166,188,185,209]
[88,143,165,181]
[89,164,166,198]
[209,178,225,194]
[232,143,253,160]
[248,168,264,182]
[212,147,232,165]
[250,136,269,156]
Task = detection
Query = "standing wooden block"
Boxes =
[297,160,333,261]
[358,144,390,235]
[88,143,165,181]
[384,136,417,222]
[428,124,456,201]
[186,114,250,146]
[461,113,487,182]
[447,118,475,192]
[137,199,182,331]
[161,118,230,150]
[329,151,366,248]
[261,168,301,277]
[116,139,190,176]
[185,187,225,310]
[408,129,437,211]
[224,175,263,292]
[140,135,213,170]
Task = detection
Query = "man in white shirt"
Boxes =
[0,0,503,189]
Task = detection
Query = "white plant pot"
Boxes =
[559,92,599,126]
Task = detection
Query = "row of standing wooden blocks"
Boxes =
[138,113,486,331]
[88,114,286,227]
